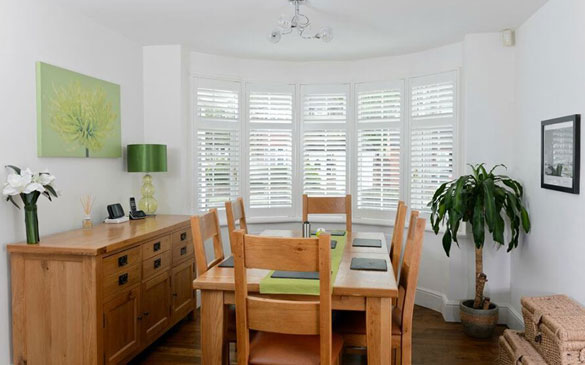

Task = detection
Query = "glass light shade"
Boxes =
[269,28,282,43]
[319,26,333,42]
[277,15,292,30]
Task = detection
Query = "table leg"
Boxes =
[201,290,225,365]
[366,297,392,365]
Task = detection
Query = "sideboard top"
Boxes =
[7,215,191,256]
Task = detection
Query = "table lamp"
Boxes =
[127,144,167,215]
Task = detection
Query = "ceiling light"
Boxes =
[268,0,333,43]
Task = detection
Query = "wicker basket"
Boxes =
[499,330,547,365]
[522,295,585,365]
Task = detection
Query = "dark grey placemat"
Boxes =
[331,240,337,249]
[352,238,382,248]
[350,258,387,272]
[271,271,320,280]
[311,230,346,236]
[218,256,234,268]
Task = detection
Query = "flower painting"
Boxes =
[36,62,121,158]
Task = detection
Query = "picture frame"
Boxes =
[541,114,580,194]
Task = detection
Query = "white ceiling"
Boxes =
[55,0,547,61]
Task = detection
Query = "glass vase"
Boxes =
[24,203,40,244]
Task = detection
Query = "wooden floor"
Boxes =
[130,305,505,365]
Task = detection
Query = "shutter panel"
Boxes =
[356,85,403,213]
[249,129,293,208]
[410,126,454,211]
[409,72,457,212]
[357,128,401,210]
[303,130,347,196]
[197,88,239,121]
[196,130,240,210]
[303,93,347,123]
[411,81,454,120]
[249,92,293,124]
[357,89,401,123]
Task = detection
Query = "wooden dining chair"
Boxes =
[233,230,344,365]
[302,194,352,233]
[390,201,408,279]
[226,197,248,252]
[335,213,426,365]
[190,209,237,357]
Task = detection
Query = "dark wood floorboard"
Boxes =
[130,305,505,365]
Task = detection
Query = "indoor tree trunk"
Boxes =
[473,247,487,309]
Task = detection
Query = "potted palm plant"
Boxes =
[429,164,530,338]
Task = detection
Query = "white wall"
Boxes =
[0,0,144,362]
[511,0,585,316]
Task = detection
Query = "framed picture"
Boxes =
[541,114,580,194]
[36,62,121,158]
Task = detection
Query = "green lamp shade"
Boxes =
[127,144,167,172]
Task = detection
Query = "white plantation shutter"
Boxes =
[246,84,295,215]
[355,83,404,216]
[409,72,457,212]
[194,78,241,212]
[302,85,349,197]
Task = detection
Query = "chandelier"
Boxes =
[268,0,333,43]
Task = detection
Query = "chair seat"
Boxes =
[248,331,344,365]
[335,309,402,337]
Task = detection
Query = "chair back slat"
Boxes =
[302,194,352,232]
[225,197,248,251]
[243,235,320,272]
[390,201,407,277]
[191,209,225,277]
[396,216,426,336]
[247,296,320,335]
[233,230,333,364]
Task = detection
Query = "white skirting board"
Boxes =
[415,287,525,330]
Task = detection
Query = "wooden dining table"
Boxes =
[192,229,398,365]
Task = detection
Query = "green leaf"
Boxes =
[442,230,452,257]
[492,212,505,245]
[483,178,497,232]
[44,185,58,198]
[453,177,465,214]
[489,164,506,174]
[6,196,20,209]
[472,197,485,247]
[6,165,21,174]
[521,207,531,233]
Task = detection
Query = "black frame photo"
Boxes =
[541,114,580,194]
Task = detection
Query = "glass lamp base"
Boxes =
[139,174,159,215]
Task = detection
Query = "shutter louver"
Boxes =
[410,126,454,212]
[249,129,293,208]
[197,88,239,121]
[196,130,240,210]
[249,92,293,124]
[357,128,401,210]
[303,130,347,196]
[411,82,454,120]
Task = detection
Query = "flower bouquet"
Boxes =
[2,165,58,244]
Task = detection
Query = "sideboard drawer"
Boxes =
[172,238,194,264]
[104,264,141,300]
[143,251,171,280]
[103,246,141,277]
[142,235,171,261]
[172,228,192,247]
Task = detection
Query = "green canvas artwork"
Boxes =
[36,62,121,158]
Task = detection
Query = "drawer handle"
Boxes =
[118,255,128,267]
[118,273,128,286]
[153,242,161,252]
[180,246,187,256]
[154,258,162,269]
[180,232,187,241]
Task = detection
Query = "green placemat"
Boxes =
[259,233,346,296]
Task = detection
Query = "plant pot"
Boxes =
[459,299,498,338]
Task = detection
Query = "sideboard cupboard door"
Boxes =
[104,286,141,365]
[141,271,171,344]
[171,259,195,322]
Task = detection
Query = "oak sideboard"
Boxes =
[7,215,195,365]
